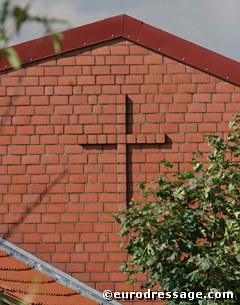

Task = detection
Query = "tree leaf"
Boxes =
[1,47,21,69]
[52,32,64,53]
[139,181,147,190]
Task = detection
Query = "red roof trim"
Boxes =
[0,14,239,86]
[123,16,240,85]
[0,15,123,71]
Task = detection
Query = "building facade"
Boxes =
[0,14,239,304]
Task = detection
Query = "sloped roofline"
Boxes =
[0,14,239,86]
[0,237,122,305]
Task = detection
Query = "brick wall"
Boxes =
[0,38,239,300]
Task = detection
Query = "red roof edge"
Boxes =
[122,15,240,86]
[0,14,239,86]
[0,15,124,71]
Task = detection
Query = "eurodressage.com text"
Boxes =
[102,289,235,301]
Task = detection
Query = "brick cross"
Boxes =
[79,95,165,208]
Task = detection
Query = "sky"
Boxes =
[11,0,240,61]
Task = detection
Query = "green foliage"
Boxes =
[0,46,20,68]
[114,115,240,305]
[0,0,67,68]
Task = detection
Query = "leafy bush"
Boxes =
[114,115,240,305]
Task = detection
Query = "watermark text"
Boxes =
[103,289,235,302]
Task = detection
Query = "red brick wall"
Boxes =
[0,38,239,297]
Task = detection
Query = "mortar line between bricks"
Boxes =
[116,94,127,210]
[125,95,130,207]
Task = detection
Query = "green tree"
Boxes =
[0,0,66,68]
[114,115,240,305]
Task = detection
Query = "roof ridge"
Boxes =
[0,14,239,86]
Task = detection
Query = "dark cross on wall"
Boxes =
[79,95,165,208]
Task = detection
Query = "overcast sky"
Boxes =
[11,0,240,61]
